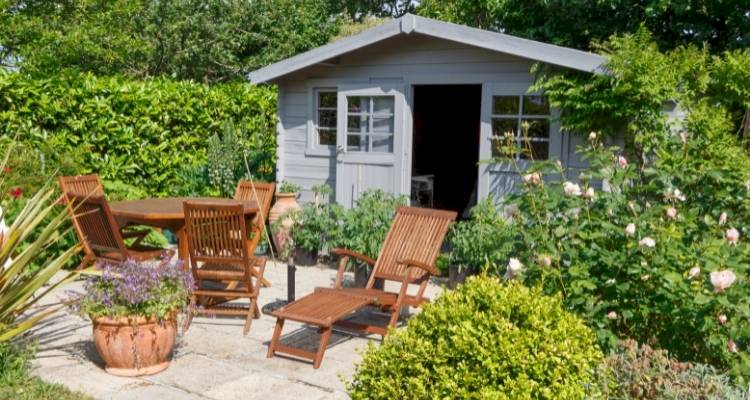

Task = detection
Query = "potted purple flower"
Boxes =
[68,258,193,377]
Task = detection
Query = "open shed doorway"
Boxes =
[411,84,481,217]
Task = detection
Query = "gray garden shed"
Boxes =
[248,13,605,214]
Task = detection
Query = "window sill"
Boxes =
[305,148,335,157]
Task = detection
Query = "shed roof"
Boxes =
[248,13,606,84]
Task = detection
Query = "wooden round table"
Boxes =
[109,197,259,263]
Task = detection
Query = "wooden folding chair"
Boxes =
[267,206,456,368]
[234,180,274,287]
[65,193,174,269]
[182,201,267,336]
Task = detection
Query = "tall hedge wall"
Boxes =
[0,72,277,196]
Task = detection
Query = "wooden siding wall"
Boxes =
[276,33,537,203]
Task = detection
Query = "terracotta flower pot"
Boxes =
[92,315,177,377]
[269,192,300,252]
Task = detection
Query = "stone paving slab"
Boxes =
[28,260,445,400]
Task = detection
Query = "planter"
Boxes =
[293,247,318,266]
[448,265,475,289]
[92,315,177,377]
[269,192,300,253]
[353,263,385,290]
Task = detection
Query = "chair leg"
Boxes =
[253,302,261,318]
[387,306,402,329]
[313,327,333,369]
[267,318,285,358]
[75,254,94,271]
[243,298,257,336]
[183,295,196,332]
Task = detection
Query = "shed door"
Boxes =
[478,82,563,201]
[335,85,406,208]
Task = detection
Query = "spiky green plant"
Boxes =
[0,143,82,342]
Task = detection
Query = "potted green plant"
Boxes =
[287,185,341,266]
[269,180,301,253]
[69,258,193,377]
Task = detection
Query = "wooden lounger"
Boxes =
[267,206,456,368]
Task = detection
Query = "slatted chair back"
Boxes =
[184,201,252,280]
[66,193,128,259]
[367,206,456,288]
[58,174,104,198]
[234,180,275,253]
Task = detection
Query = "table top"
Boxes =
[110,197,259,221]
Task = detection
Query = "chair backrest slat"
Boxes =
[184,201,249,268]
[59,175,104,198]
[66,193,127,259]
[234,180,275,253]
[368,206,456,286]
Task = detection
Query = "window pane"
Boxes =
[347,115,368,133]
[347,96,367,113]
[319,91,336,108]
[372,135,393,152]
[522,95,550,115]
[318,129,336,146]
[492,96,519,115]
[318,110,336,128]
[372,116,393,134]
[520,141,549,160]
[522,119,550,138]
[492,118,518,137]
[347,134,367,151]
[372,96,394,114]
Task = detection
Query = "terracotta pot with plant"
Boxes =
[69,258,193,377]
[269,180,301,255]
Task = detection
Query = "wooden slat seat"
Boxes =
[267,206,456,369]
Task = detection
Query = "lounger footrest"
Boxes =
[271,290,371,327]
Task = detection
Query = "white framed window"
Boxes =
[314,89,337,147]
[490,95,551,160]
[345,95,395,153]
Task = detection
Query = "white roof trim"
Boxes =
[248,14,605,84]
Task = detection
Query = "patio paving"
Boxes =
[28,260,444,400]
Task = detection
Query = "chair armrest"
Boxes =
[331,248,376,266]
[398,258,441,277]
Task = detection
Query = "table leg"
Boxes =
[175,225,189,265]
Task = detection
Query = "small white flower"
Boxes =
[641,274,651,281]
[666,188,686,202]
[625,223,636,237]
[522,172,542,185]
[606,278,616,285]
[582,187,595,200]
[505,258,524,280]
[718,314,728,325]
[588,131,597,141]
[537,255,552,267]
[719,212,728,226]
[627,201,636,213]
[563,181,582,197]
[688,267,700,279]
[726,228,740,245]
[639,237,656,248]
[607,311,618,320]
[710,270,737,293]
[665,207,678,220]
[555,160,563,170]
[679,130,687,144]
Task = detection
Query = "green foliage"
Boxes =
[348,276,603,399]
[277,180,301,194]
[0,341,90,400]
[417,0,750,53]
[447,198,512,272]
[207,122,253,198]
[333,189,407,260]
[595,340,749,399]
[288,185,342,253]
[1,0,342,83]
[0,71,277,196]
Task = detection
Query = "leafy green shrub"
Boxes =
[0,71,277,196]
[277,180,301,194]
[348,276,603,399]
[447,198,513,273]
[333,189,407,260]
[288,185,342,254]
[595,340,749,399]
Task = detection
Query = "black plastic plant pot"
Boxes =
[293,247,318,266]
[448,265,475,289]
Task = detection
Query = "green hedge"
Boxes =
[0,72,277,196]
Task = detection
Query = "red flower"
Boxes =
[10,187,22,199]
[3,167,10,174]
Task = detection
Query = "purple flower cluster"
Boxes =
[70,256,194,319]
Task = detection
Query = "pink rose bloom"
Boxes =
[625,223,636,237]
[726,228,740,245]
[710,270,737,293]
[688,267,700,279]
[582,187,595,200]
[616,155,628,168]
[537,255,552,267]
[719,212,728,225]
[718,314,728,325]
[504,258,524,280]
[563,181,582,197]
[639,237,656,248]
[728,340,738,353]
[522,172,542,185]
[665,207,678,220]
[607,311,617,320]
